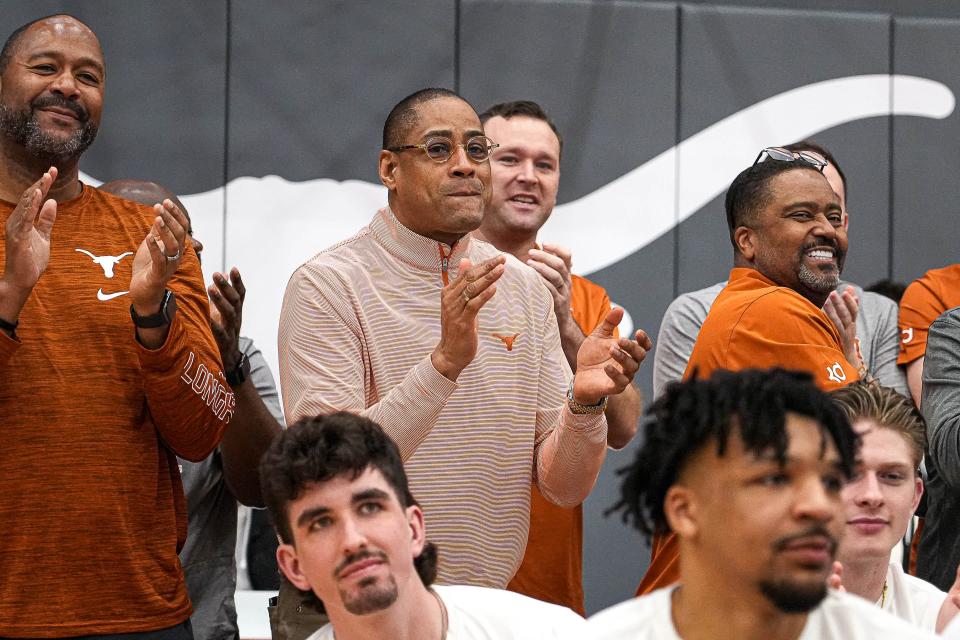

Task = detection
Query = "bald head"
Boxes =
[0,14,101,75]
[99,179,187,216]
[100,179,202,259]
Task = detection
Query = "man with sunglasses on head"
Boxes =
[278,88,649,595]
[637,146,867,596]
[652,141,905,400]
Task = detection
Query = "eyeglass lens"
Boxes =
[424,137,493,162]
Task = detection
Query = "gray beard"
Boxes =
[798,261,840,293]
[0,103,98,163]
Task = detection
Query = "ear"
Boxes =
[912,475,924,514]
[276,542,313,593]
[407,504,427,557]
[379,150,399,190]
[663,485,699,539]
[734,226,756,261]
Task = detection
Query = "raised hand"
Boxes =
[936,562,960,633]
[431,255,506,381]
[129,198,188,313]
[527,243,574,325]
[823,288,863,371]
[0,168,59,318]
[573,307,652,405]
[826,560,845,592]
[208,267,245,370]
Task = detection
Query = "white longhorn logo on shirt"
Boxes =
[75,248,133,278]
[901,327,914,344]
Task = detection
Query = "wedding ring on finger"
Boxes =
[165,249,181,262]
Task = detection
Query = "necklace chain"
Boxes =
[431,589,449,639]
[877,580,889,608]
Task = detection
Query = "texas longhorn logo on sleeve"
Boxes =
[901,327,914,344]
[75,248,132,301]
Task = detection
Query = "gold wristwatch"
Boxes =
[566,379,608,415]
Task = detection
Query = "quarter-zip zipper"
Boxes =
[438,243,451,286]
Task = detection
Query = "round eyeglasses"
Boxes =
[753,146,827,172]
[387,136,499,163]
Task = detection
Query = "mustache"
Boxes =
[772,524,837,553]
[31,95,88,122]
[438,179,483,196]
[333,549,388,578]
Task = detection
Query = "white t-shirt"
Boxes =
[306,585,585,639]
[585,586,937,639]
[881,560,947,631]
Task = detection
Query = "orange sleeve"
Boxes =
[0,329,19,367]
[898,276,946,366]
[136,244,230,462]
[570,275,618,339]
[690,290,858,391]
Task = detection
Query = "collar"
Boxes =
[369,207,473,283]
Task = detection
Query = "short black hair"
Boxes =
[382,87,463,150]
[479,100,563,154]
[0,14,87,74]
[724,159,825,250]
[609,368,859,540]
[260,412,438,595]
[865,278,907,303]
[784,140,848,206]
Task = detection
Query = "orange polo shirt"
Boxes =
[898,264,960,366]
[637,267,857,595]
[507,274,616,615]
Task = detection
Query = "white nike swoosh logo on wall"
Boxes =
[97,288,129,301]
[77,73,957,388]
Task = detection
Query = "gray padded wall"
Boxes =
[4,0,960,616]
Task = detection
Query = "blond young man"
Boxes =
[831,382,960,633]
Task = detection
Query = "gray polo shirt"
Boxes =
[652,280,907,399]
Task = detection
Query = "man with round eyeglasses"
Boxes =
[278,88,650,596]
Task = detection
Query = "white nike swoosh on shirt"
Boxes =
[97,288,129,301]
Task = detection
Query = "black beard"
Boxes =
[759,577,828,613]
[0,101,98,163]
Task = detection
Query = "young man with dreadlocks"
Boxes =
[589,369,934,639]
[260,412,586,640]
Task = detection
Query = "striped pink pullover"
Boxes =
[278,208,608,587]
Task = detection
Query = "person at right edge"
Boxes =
[635,149,863,596]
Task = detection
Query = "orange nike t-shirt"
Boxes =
[897,264,960,366]
[637,267,857,596]
[0,186,230,636]
[507,274,616,615]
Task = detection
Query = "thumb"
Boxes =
[35,199,58,237]
[456,257,472,281]
[593,306,624,338]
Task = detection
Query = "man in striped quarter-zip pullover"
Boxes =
[278,87,651,593]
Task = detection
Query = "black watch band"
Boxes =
[225,352,251,387]
[130,290,177,328]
